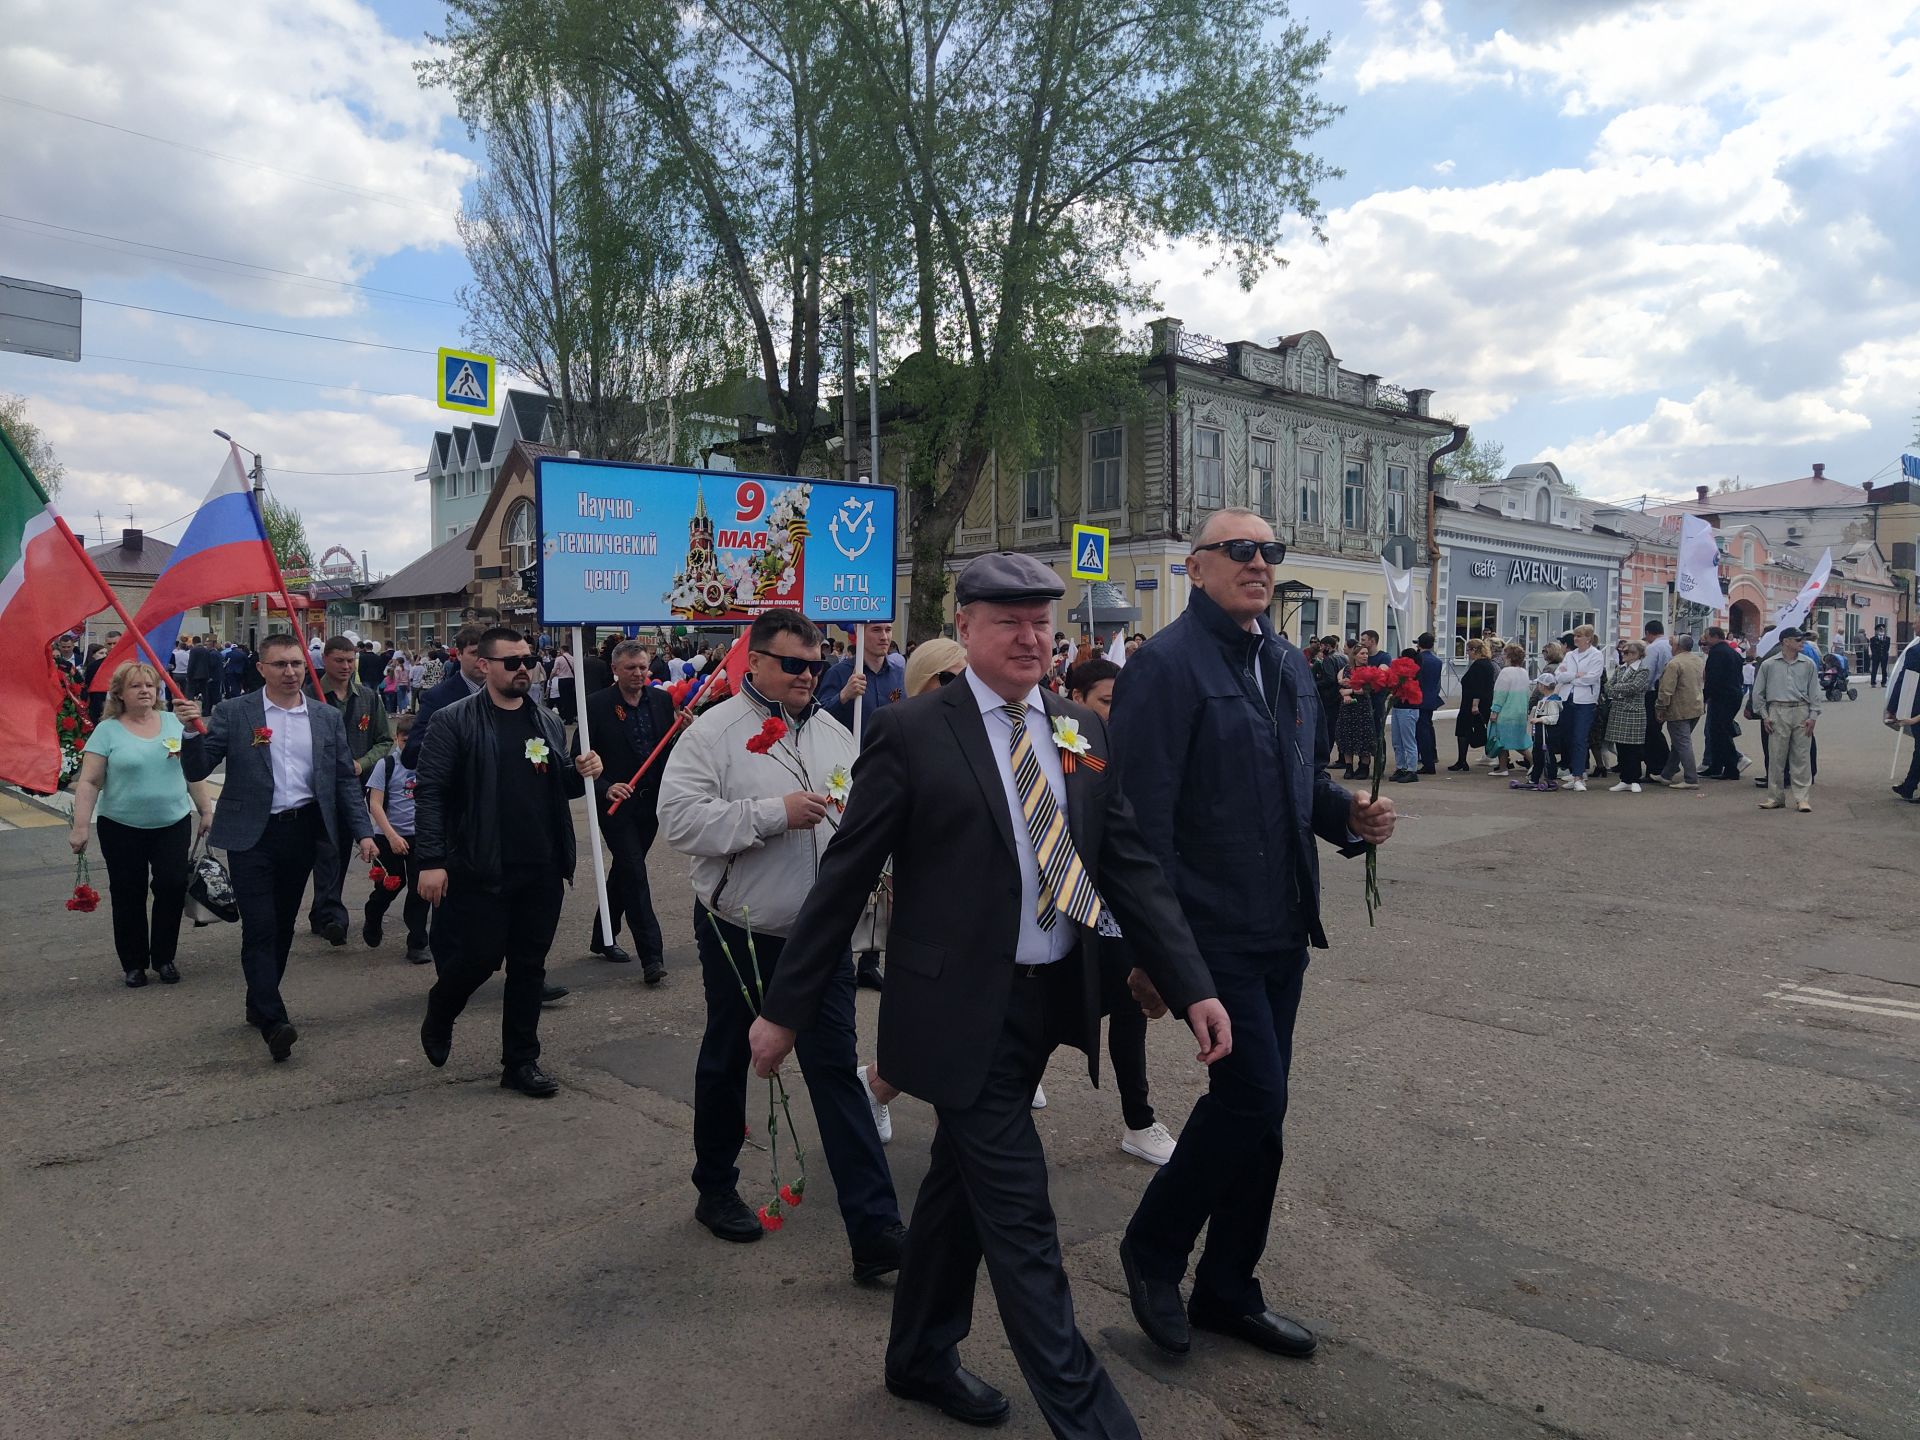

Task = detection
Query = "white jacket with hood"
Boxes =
[656,682,856,937]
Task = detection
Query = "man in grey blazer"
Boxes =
[179,632,378,1062]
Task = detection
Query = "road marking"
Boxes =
[1778,983,1920,1012]
[1765,989,1920,1022]
[0,792,63,829]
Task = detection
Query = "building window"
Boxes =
[1252,437,1276,518]
[418,612,439,643]
[443,474,458,501]
[1342,460,1366,531]
[1642,587,1667,630]
[1386,464,1409,536]
[1194,427,1224,510]
[505,499,536,573]
[1296,594,1320,638]
[1345,597,1365,641]
[1023,449,1056,521]
[1452,598,1502,659]
[1087,426,1123,513]
[394,611,412,635]
[1534,490,1551,523]
[1298,449,1322,524]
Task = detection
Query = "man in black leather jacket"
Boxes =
[1701,627,1746,780]
[414,626,602,1097]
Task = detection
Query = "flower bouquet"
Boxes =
[66,853,101,913]
[1343,657,1421,924]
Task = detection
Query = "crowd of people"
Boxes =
[44,501,1920,1439]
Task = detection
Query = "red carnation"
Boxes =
[369,865,388,885]
[744,715,788,755]
[757,1205,785,1232]
[779,1183,802,1207]
[1346,665,1392,692]
[383,875,403,892]
[1394,680,1423,706]
[1388,656,1420,681]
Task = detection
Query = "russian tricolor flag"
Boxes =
[90,443,285,690]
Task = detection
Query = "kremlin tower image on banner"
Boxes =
[664,481,813,620]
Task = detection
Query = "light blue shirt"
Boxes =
[964,668,1074,966]
[85,714,193,829]
[1645,634,1672,687]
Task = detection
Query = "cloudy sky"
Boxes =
[2,0,1917,577]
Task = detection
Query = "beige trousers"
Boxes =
[1765,701,1813,805]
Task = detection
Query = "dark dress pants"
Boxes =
[1896,727,1920,797]
[1703,698,1740,777]
[363,835,428,949]
[306,825,350,934]
[889,966,1140,1440]
[1415,708,1438,769]
[96,814,191,975]
[228,805,324,1031]
[1125,946,1308,1316]
[598,810,664,965]
[426,870,563,1067]
[1099,957,1153,1131]
[1642,692,1668,772]
[692,906,898,1247]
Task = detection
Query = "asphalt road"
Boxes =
[3,694,1915,1440]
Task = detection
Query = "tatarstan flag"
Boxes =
[0,420,116,793]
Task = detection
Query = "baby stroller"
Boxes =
[1819,652,1856,701]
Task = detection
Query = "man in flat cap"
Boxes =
[750,552,1231,1438]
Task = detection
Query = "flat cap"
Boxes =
[955,551,1065,606]
[1777,626,1803,640]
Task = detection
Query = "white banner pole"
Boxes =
[572,625,615,946]
[853,624,866,749]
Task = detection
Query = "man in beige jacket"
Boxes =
[1655,632,1707,787]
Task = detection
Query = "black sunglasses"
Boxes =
[1193,538,1287,565]
[752,650,831,677]
[484,653,535,671]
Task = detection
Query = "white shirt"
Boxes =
[262,694,316,812]
[1557,645,1606,704]
[965,669,1074,966]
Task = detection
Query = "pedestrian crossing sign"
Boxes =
[1070,524,1109,581]
[437,347,496,414]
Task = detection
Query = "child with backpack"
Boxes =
[364,713,429,962]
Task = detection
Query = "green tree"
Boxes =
[260,494,310,575]
[1434,420,1506,486]
[0,393,65,496]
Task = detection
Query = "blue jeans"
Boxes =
[1565,701,1598,778]
[1391,707,1419,772]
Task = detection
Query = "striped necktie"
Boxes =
[1001,702,1107,931]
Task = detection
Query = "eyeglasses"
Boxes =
[936,669,965,686]
[484,653,535,671]
[1193,538,1287,565]
[752,650,830,677]
[260,659,305,670]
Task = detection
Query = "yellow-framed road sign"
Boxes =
[1070,523,1110,581]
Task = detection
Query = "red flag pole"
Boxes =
[605,710,694,815]
[52,515,207,733]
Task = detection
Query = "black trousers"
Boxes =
[1415,709,1438,768]
[1896,728,1920,796]
[1703,698,1741,777]
[228,805,325,1031]
[96,814,191,975]
[1871,653,1890,685]
[1615,741,1645,785]
[1126,946,1307,1316]
[363,835,428,949]
[1642,692,1668,772]
[1099,959,1153,1131]
[692,906,899,1246]
[889,966,1139,1440]
[597,811,664,965]
[426,869,564,1067]
[306,826,349,934]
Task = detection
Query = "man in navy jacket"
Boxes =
[402,624,486,769]
[1110,507,1398,1363]
[1414,632,1444,773]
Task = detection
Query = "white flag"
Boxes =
[1754,547,1832,656]
[1108,628,1128,671]
[1380,554,1413,617]
[1675,514,1726,610]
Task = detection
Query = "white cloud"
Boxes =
[1431,158,1456,175]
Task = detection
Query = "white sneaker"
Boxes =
[856,1064,892,1145]
[1120,1122,1177,1166]
[1609,781,1630,793]
[1558,769,1573,782]
[1571,779,1587,792]
[1489,768,1509,776]
[1628,783,1642,793]
[1031,1083,1047,1110]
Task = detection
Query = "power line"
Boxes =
[87,352,417,400]
[88,298,438,355]
[271,466,418,476]
[0,92,459,220]
[0,214,459,308]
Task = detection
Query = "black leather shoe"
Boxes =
[154,962,181,985]
[421,1019,451,1068]
[500,1061,559,1097]
[856,955,884,991]
[852,1221,907,1282]
[541,983,568,1004]
[885,1366,1010,1427]
[265,1022,298,1063]
[695,1188,764,1243]
[1119,1236,1189,1355]
[1418,765,1436,775]
[320,922,348,947]
[1405,771,1421,782]
[362,915,383,948]
[592,941,633,964]
[642,957,666,985]
[1446,762,1469,772]
[1188,1299,1318,1358]
[124,969,147,988]
[405,945,432,964]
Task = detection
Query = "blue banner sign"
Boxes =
[535,458,897,627]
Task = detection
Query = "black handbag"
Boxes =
[185,837,239,926]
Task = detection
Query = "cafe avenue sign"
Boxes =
[1466,555,1601,591]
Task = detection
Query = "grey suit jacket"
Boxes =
[182,689,375,854]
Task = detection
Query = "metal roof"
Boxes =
[364,529,476,602]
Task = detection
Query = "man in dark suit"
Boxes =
[357,640,386,690]
[1701,627,1745,779]
[1414,631,1444,772]
[749,553,1230,1438]
[403,624,487,769]
[178,633,378,1063]
[1109,508,1397,1366]
[186,635,223,712]
[572,639,677,980]
[306,635,393,944]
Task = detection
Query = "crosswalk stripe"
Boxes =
[1765,992,1920,1022]
[1778,982,1920,1013]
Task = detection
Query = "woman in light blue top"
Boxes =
[68,662,212,987]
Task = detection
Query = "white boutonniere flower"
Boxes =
[1048,715,1106,773]
[525,737,551,772]
[162,736,182,757]
[825,764,851,809]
